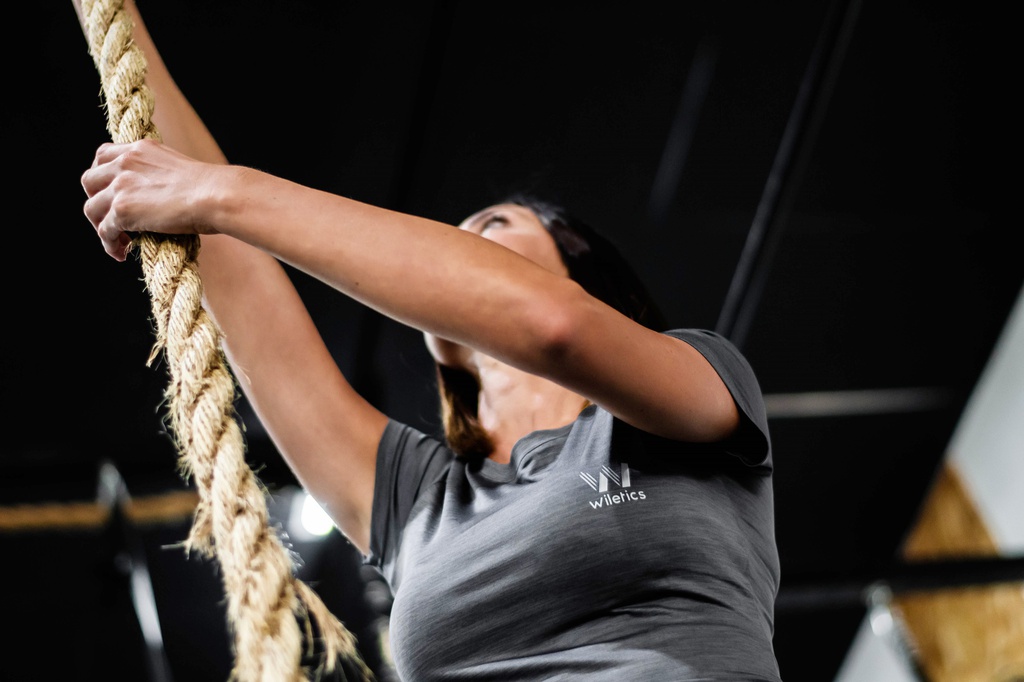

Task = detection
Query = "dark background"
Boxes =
[1,1,1018,681]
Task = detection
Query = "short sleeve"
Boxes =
[665,329,771,469]
[365,420,454,575]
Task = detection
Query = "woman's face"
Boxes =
[423,203,569,365]
[458,203,569,277]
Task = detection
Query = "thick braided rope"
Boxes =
[79,1,370,679]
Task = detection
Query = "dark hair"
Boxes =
[437,193,669,460]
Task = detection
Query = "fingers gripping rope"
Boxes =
[78,1,371,679]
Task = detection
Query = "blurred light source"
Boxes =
[869,603,893,638]
[866,584,896,639]
[287,490,335,540]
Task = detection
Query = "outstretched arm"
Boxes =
[78,5,739,452]
[72,0,387,554]
[83,136,739,447]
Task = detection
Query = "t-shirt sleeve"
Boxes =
[664,328,772,469]
[364,420,454,573]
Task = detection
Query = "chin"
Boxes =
[424,332,467,368]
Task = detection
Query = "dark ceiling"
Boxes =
[1,1,1018,681]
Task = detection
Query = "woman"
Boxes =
[74,1,781,679]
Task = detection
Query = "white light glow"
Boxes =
[299,493,335,537]
[869,605,893,637]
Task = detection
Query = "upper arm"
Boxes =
[541,287,743,444]
[199,234,388,555]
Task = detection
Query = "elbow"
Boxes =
[525,279,592,369]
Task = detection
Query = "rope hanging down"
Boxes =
[78,1,371,680]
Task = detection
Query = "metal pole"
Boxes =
[716,0,862,349]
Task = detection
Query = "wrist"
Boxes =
[199,164,259,237]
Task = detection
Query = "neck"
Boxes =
[473,356,588,464]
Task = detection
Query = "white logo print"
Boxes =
[579,463,631,492]
[580,463,646,509]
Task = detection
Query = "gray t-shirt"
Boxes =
[366,329,781,681]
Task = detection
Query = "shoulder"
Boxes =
[662,329,762,398]
[662,329,771,470]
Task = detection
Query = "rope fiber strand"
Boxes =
[77,1,371,679]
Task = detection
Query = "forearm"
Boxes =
[206,165,582,371]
